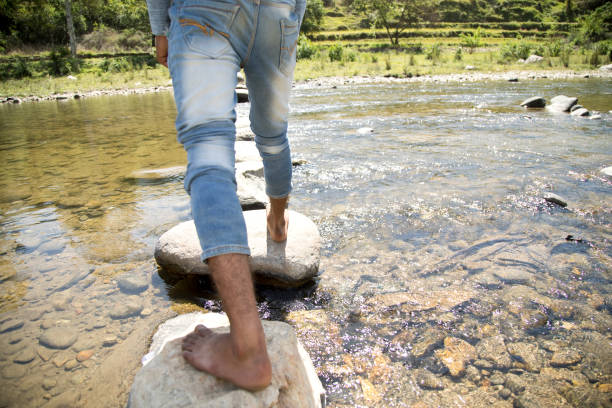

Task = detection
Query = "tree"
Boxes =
[65,0,77,56]
[352,0,437,47]
[301,0,324,33]
[565,0,574,22]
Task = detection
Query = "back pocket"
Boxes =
[179,1,240,58]
[279,17,299,76]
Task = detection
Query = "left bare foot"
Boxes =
[181,324,272,391]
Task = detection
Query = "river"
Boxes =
[0,77,611,407]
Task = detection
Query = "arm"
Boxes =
[146,0,172,67]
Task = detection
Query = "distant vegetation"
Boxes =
[0,0,610,95]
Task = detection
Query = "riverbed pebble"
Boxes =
[13,347,36,364]
[493,268,533,284]
[416,369,445,390]
[117,274,149,294]
[476,335,512,369]
[2,364,27,379]
[550,349,582,366]
[435,337,476,377]
[109,298,143,319]
[42,378,57,390]
[507,342,542,372]
[0,319,24,333]
[39,327,79,350]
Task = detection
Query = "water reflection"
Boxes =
[0,78,611,407]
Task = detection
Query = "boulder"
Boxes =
[524,55,544,64]
[547,95,578,113]
[155,210,321,285]
[601,167,612,177]
[600,64,612,71]
[130,312,325,408]
[543,192,568,207]
[236,161,267,210]
[237,88,249,103]
[520,96,546,108]
[235,141,261,163]
[570,108,590,117]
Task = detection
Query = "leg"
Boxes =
[244,2,303,243]
[182,254,271,391]
[167,2,271,390]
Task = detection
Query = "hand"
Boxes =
[155,35,168,67]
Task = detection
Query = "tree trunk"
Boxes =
[65,0,77,57]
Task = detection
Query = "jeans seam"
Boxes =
[201,244,251,261]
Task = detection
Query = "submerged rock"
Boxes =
[365,288,475,313]
[117,274,149,294]
[543,192,568,207]
[130,312,325,408]
[434,337,476,377]
[570,108,590,117]
[155,210,321,285]
[476,335,512,369]
[520,96,546,108]
[507,342,543,372]
[550,349,582,367]
[39,327,79,350]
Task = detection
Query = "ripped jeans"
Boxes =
[167,0,304,260]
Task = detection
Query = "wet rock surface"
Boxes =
[130,312,325,408]
[154,209,321,285]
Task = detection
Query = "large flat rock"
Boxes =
[155,210,321,285]
[130,312,325,408]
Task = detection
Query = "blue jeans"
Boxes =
[167,0,304,260]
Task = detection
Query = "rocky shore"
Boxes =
[2,69,611,105]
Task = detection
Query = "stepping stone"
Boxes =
[520,96,546,108]
[131,312,325,408]
[155,210,320,286]
[547,95,578,113]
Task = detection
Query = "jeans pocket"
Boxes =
[279,16,299,76]
[179,1,240,58]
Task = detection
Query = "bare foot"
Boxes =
[267,209,289,242]
[182,325,272,391]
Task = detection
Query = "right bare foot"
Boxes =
[267,196,289,242]
[181,324,272,391]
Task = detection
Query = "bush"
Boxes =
[426,43,441,60]
[297,35,317,59]
[48,47,80,76]
[328,43,343,62]
[0,57,32,80]
[454,47,463,61]
[576,3,612,44]
[459,27,484,52]
[499,39,533,61]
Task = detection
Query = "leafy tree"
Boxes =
[352,0,437,47]
[301,0,324,33]
[565,0,574,22]
[577,2,612,43]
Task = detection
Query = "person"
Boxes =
[146,0,306,391]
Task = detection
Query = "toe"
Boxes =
[195,325,213,337]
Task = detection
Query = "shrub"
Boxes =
[297,35,317,59]
[454,47,463,61]
[459,27,484,53]
[426,43,441,61]
[48,47,80,76]
[385,56,392,70]
[328,43,343,62]
[576,3,612,44]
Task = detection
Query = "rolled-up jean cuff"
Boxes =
[201,245,251,262]
[267,190,291,200]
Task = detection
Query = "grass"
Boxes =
[0,6,607,98]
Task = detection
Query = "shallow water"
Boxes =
[0,78,611,407]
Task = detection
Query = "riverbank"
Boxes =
[2,68,611,104]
